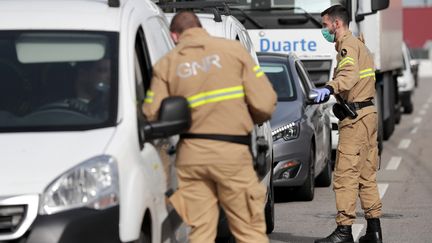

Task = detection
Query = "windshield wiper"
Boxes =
[244,6,322,28]
[229,7,265,29]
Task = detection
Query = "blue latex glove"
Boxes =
[312,87,330,103]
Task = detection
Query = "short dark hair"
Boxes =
[170,11,202,34]
[321,5,350,26]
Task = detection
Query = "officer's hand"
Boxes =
[312,87,331,103]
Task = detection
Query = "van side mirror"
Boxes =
[142,96,191,140]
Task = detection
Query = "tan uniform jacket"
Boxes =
[143,28,277,165]
[327,31,377,127]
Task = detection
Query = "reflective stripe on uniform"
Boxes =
[187,85,245,108]
[359,68,375,79]
[338,57,355,69]
[253,65,265,78]
[144,90,154,103]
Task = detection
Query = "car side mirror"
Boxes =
[306,91,329,105]
[142,96,191,140]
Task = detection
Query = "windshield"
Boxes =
[0,31,118,132]
[236,0,345,12]
[261,62,296,101]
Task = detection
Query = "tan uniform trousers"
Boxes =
[169,163,269,243]
[334,112,383,225]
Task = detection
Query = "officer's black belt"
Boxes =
[180,133,251,146]
[349,100,374,111]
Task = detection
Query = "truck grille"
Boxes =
[301,59,333,87]
[0,205,26,234]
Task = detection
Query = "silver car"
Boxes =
[258,52,333,201]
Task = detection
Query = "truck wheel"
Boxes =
[383,77,396,140]
[375,85,384,155]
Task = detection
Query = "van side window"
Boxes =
[145,17,174,61]
[135,27,152,147]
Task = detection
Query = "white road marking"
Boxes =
[386,156,402,170]
[411,126,419,134]
[413,117,423,124]
[352,224,365,242]
[419,109,426,116]
[398,139,411,149]
[423,103,430,109]
[378,183,389,199]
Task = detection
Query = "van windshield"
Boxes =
[0,31,118,132]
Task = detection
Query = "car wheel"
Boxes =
[265,176,275,234]
[315,159,332,187]
[297,143,315,201]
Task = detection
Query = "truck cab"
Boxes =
[0,0,188,242]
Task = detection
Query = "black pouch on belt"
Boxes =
[332,103,348,121]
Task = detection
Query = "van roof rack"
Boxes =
[158,1,237,22]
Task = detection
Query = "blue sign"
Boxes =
[260,38,317,52]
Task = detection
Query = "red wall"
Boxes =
[403,7,432,48]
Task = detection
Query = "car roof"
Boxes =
[0,0,161,32]
[257,52,298,61]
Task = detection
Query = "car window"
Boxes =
[260,62,296,101]
[0,31,119,132]
[295,60,315,95]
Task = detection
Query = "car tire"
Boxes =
[265,177,275,234]
[315,159,332,187]
[297,143,315,201]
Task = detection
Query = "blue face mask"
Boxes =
[321,28,335,43]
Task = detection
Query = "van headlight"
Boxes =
[272,122,299,142]
[40,155,119,215]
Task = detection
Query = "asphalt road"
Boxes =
[269,77,432,243]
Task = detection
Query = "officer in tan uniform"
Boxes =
[143,11,276,243]
[313,5,383,243]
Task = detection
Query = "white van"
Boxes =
[164,6,275,236]
[0,0,189,242]
[398,42,415,114]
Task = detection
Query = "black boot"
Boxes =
[315,225,354,243]
[359,218,382,243]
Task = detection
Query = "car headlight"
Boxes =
[272,122,299,142]
[40,155,119,215]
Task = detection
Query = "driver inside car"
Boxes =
[67,58,111,118]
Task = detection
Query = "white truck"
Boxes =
[229,0,403,154]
